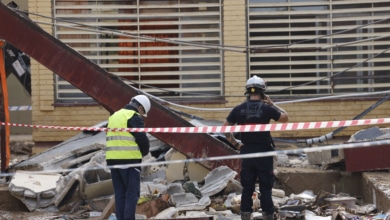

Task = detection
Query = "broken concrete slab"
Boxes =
[307,148,344,165]
[8,171,64,211]
[325,196,356,209]
[170,193,211,211]
[9,131,106,172]
[177,196,211,211]
[170,193,198,206]
[276,167,363,198]
[362,172,390,212]
[223,179,243,195]
[199,166,238,197]
[164,148,210,183]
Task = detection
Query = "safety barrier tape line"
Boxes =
[1,117,390,133]
[1,138,390,177]
[8,106,32,111]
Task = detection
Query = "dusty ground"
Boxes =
[0,211,71,220]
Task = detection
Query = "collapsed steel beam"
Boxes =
[0,3,239,171]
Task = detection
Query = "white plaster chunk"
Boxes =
[325,196,356,209]
[24,189,37,198]
[166,183,185,195]
[41,190,56,198]
[272,188,286,198]
[8,171,64,211]
[164,149,186,182]
[272,195,289,207]
[290,190,316,203]
[224,193,241,208]
[146,182,168,195]
[199,166,238,197]
[170,192,199,206]
[10,172,62,193]
[176,196,211,211]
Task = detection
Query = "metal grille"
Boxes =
[53,0,223,102]
[248,0,390,96]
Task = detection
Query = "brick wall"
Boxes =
[28,0,390,142]
[29,0,109,142]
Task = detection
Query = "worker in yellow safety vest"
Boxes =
[105,94,151,220]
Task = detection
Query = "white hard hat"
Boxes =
[131,95,151,117]
[245,75,266,90]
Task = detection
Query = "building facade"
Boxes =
[26,0,390,142]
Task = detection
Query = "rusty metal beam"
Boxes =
[0,40,10,172]
[344,144,390,172]
[0,3,239,171]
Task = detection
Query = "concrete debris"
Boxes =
[10,141,34,155]
[325,196,356,209]
[199,166,238,197]
[349,204,377,215]
[9,171,64,211]
[164,148,210,183]
[290,190,316,203]
[4,123,390,219]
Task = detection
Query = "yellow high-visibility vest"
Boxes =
[105,109,142,160]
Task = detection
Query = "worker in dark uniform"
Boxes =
[105,95,151,220]
[223,76,289,220]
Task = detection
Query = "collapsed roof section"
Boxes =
[0,3,239,172]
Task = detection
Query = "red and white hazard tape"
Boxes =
[9,106,32,111]
[2,117,390,133]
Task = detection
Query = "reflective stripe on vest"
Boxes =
[105,109,142,160]
[106,136,135,142]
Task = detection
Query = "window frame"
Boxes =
[247,0,390,98]
[53,0,224,104]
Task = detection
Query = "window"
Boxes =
[248,0,390,96]
[53,0,223,102]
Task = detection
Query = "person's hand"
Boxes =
[262,94,273,106]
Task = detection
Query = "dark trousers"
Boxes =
[110,167,141,220]
[240,156,275,214]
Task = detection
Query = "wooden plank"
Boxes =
[94,195,115,220]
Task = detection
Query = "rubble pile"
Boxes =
[4,146,387,220]
[132,164,386,220]
[2,124,390,219]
